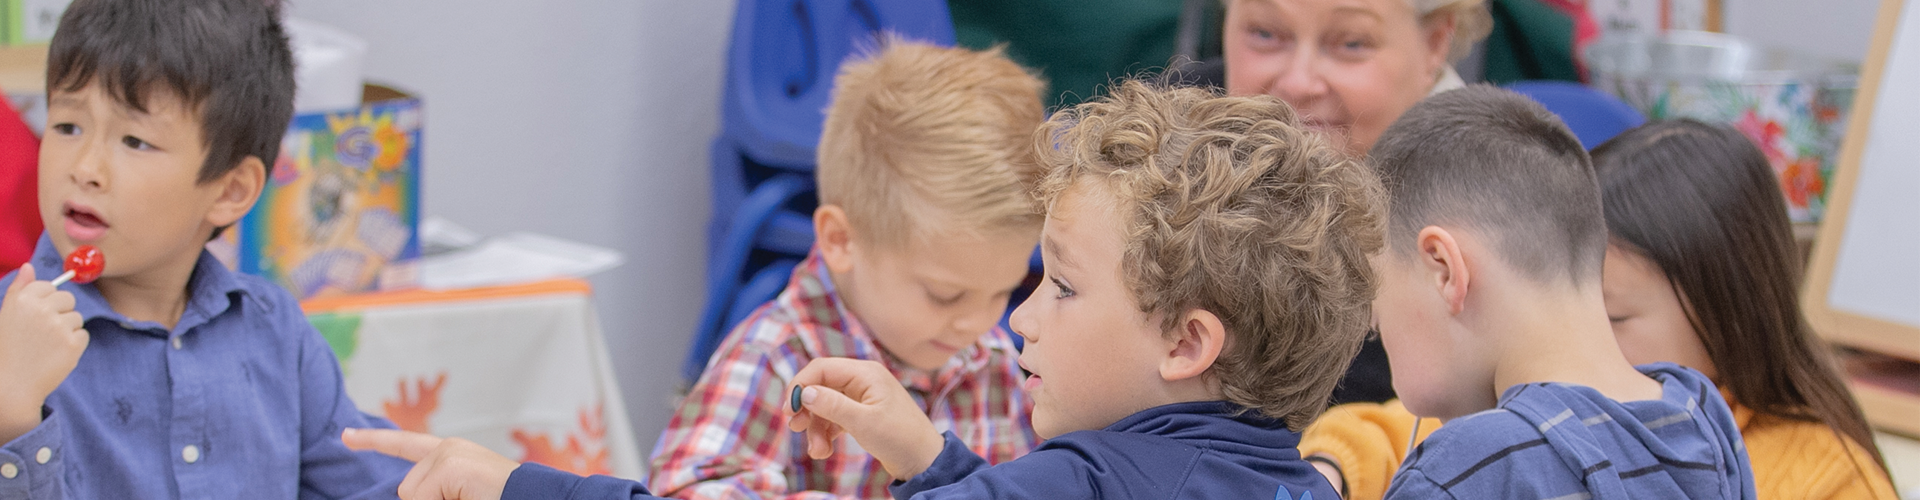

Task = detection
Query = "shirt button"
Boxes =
[1,463,15,479]
[34,447,50,464]
[171,337,182,350]
[181,445,200,464]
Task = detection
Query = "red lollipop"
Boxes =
[49,245,104,286]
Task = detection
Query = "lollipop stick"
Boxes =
[48,270,77,287]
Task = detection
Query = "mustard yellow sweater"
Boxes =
[1300,394,1897,500]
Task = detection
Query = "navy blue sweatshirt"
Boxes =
[501,401,1335,500]
[891,401,1336,500]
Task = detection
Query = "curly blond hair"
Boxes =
[1033,81,1387,429]
[817,37,1048,247]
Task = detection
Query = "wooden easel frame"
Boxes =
[1803,0,1919,361]
[1801,0,1920,437]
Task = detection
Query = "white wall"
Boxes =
[286,0,734,465]
[1724,0,1883,63]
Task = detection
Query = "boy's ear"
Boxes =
[814,205,859,274]
[1415,226,1470,314]
[205,156,265,228]
[1160,308,1227,383]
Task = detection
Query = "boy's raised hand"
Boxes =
[341,428,518,500]
[785,357,945,480]
[0,264,87,442]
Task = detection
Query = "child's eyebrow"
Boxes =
[1043,237,1080,271]
[48,95,87,109]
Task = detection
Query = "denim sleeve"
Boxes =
[504,463,664,500]
[0,409,67,499]
[290,311,412,500]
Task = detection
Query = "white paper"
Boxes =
[285,18,368,113]
[418,232,625,290]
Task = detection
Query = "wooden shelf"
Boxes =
[1855,381,1920,438]
[1843,350,1920,438]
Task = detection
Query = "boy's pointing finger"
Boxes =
[342,428,442,463]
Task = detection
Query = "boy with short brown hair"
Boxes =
[1358,86,1753,499]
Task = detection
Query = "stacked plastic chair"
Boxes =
[689,0,957,383]
[1503,80,1646,149]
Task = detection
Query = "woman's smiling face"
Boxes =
[1222,0,1454,154]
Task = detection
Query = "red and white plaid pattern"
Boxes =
[647,251,1036,500]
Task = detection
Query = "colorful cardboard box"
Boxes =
[214,84,422,300]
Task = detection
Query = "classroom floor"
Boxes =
[1876,432,1920,499]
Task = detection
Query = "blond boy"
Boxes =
[340,39,1048,500]
[783,80,1384,499]
[642,38,1047,500]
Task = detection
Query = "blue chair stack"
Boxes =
[691,0,956,383]
[1503,80,1646,149]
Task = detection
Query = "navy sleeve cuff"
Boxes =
[503,462,658,500]
[889,431,988,500]
[0,409,64,499]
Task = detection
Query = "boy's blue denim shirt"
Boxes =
[0,234,410,499]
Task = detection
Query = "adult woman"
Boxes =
[1222,0,1490,154]
[1219,0,1493,404]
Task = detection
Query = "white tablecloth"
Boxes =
[302,279,644,479]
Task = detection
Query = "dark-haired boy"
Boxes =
[0,0,411,497]
[1363,86,1755,499]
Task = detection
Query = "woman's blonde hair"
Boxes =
[1033,81,1387,430]
[816,37,1048,247]
[1414,0,1493,62]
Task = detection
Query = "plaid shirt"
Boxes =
[648,251,1037,500]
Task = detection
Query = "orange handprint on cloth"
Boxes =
[510,403,611,476]
[383,372,447,433]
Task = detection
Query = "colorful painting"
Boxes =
[237,97,423,299]
[1592,74,1855,223]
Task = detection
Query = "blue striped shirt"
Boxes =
[1385,363,1756,500]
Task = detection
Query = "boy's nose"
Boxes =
[951,305,999,337]
[1007,296,1038,344]
[68,144,110,189]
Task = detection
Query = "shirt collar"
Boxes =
[1430,66,1467,96]
[31,233,252,335]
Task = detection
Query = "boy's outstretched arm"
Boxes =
[343,429,663,500]
[342,429,517,500]
[784,358,945,480]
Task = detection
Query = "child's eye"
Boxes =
[122,135,155,151]
[49,123,80,136]
[1050,277,1075,299]
[1607,316,1628,324]
[926,289,964,307]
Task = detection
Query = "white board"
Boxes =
[1805,0,1920,361]
[1829,0,1920,328]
